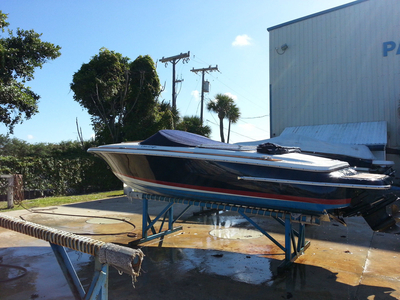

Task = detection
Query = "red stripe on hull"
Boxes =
[118,173,351,206]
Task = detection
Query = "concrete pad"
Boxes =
[0,196,399,299]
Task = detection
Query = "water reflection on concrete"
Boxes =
[142,247,273,285]
[187,210,249,229]
[0,247,74,299]
[209,228,264,239]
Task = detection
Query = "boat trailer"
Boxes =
[0,213,144,300]
[128,192,325,271]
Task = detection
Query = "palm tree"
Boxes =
[226,104,240,143]
[207,93,234,143]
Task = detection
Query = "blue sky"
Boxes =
[1,0,352,144]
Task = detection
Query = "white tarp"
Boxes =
[238,133,376,160]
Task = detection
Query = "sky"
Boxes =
[1,0,354,144]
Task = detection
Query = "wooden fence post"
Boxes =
[7,175,14,209]
[1,175,14,209]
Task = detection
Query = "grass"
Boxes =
[0,190,124,212]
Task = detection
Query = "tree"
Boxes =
[71,49,174,143]
[207,93,235,143]
[176,115,211,137]
[121,55,174,141]
[0,11,61,133]
[226,103,240,143]
[71,48,130,143]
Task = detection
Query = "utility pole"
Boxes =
[190,65,219,124]
[159,51,190,110]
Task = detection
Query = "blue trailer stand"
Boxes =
[129,192,320,270]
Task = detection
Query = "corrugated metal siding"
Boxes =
[269,0,400,148]
[267,0,369,32]
[282,121,387,146]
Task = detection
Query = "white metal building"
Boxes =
[267,0,400,173]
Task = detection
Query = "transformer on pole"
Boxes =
[190,65,219,124]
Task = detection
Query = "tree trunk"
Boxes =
[219,117,225,143]
[227,120,231,143]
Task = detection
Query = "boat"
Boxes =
[88,130,399,231]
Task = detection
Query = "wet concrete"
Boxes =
[0,195,399,299]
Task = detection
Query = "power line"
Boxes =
[206,119,257,141]
[241,114,269,119]
[191,54,268,112]
[184,80,201,116]
[208,72,268,111]
[237,118,270,134]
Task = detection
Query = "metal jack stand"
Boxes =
[129,192,320,269]
[238,211,310,271]
[277,214,310,270]
[130,194,193,245]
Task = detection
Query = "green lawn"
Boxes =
[0,190,124,212]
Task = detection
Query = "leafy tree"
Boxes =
[121,55,175,141]
[226,103,240,143]
[0,11,61,133]
[0,134,50,157]
[176,115,211,137]
[70,48,130,143]
[207,93,236,143]
[71,49,174,143]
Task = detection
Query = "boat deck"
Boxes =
[90,144,351,172]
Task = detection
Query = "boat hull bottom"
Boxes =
[118,175,350,216]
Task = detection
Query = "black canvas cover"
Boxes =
[140,130,225,147]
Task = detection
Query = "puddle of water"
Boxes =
[140,247,274,285]
[186,210,249,228]
[0,264,27,281]
[86,218,124,224]
[0,249,76,300]
[209,228,264,240]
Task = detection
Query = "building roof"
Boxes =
[267,0,368,32]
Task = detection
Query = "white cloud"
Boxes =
[232,34,252,47]
[191,90,200,101]
[27,135,34,140]
[224,92,238,101]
